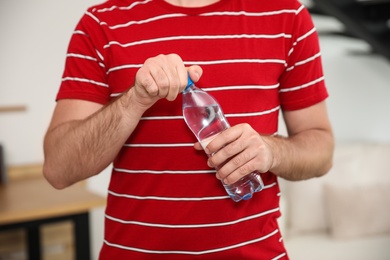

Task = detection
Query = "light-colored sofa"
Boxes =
[278,142,390,260]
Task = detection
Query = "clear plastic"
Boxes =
[182,76,264,202]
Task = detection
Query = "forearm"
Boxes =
[43,91,143,189]
[265,128,334,181]
[43,57,202,189]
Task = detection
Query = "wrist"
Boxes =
[263,135,284,175]
[119,87,148,119]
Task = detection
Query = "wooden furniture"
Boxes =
[0,177,106,259]
[0,105,27,113]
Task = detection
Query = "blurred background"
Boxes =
[0,0,389,259]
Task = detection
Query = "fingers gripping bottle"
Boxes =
[182,75,264,202]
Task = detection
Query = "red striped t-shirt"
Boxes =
[57,0,328,259]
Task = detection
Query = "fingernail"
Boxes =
[207,160,213,168]
[194,72,200,81]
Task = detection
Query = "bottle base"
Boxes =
[223,171,264,202]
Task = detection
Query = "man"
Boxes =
[43,0,334,259]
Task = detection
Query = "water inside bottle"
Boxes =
[223,171,264,202]
[183,104,229,141]
[182,91,264,202]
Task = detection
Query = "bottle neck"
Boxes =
[183,75,195,93]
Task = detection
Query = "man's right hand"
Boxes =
[129,54,202,112]
[43,53,202,189]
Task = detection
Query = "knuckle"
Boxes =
[156,54,167,60]
[140,76,153,87]
[238,164,251,176]
[231,151,250,167]
[144,56,159,66]
[218,168,228,180]
[223,144,235,157]
[231,156,241,166]
[224,173,236,185]
[167,53,182,62]
[155,72,169,88]
[242,123,251,130]
[170,77,181,90]
[138,77,155,92]
[249,133,259,143]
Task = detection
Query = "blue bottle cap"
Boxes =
[186,74,194,89]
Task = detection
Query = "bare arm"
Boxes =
[202,101,334,183]
[43,54,202,189]
[265,101,334,181]
[43,96,142,189]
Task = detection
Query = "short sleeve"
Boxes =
[56,9,110,105]
[279,5,328,111]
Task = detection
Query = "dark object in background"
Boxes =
[0,144,7,185]
[311,0,390,62]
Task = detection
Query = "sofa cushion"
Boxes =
[324,182,390,239]
[284,233,390,260]
[358,143,390,183]
[284,143,362,235]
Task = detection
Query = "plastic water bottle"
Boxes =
[182,75,264,202]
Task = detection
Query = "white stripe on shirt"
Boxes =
[107,182,277,202]
[103,33,292,49]
[279,76,324,92]
[202,9,299,17]
[105,207,280,228]
[113,167,215,175]
[95,0,152,13]
[107,59,285,74]
[61,77,108,88]
[96,6,302,29]
[104,229,279,255]
[139,106,280,121]
[286,52,321,71]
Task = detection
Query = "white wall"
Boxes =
[1,1,390,259]
[313,15,390,142]
[0,1,107,259]
[0,0,102,165]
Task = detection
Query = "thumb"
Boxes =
[187,65,203,83]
